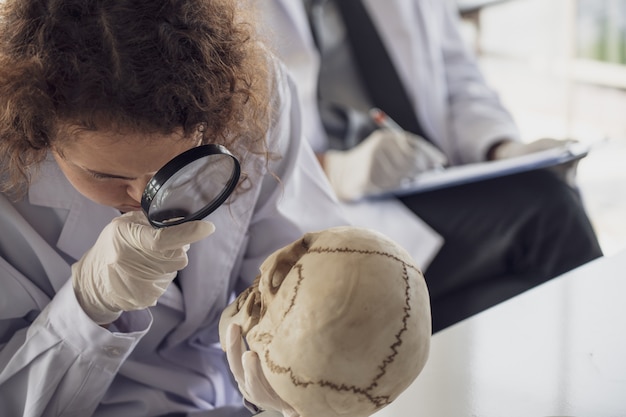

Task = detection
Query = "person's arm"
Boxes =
[0,198,213,415]
[0,194,151,415]
[438,2,577,166]
[0,275,151,417]
[438,1,521,163]
[488,137,578,160]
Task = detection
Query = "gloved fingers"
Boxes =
[380,130,446,166]
[404,134,448,167]
[114,211,215,252]
[132,220,215,252]
[243,351,300,417]
[492,141,523,159]
[119,210,152,226]
[225,324,248,389]
[323,128,451,201]
[225,325,271,409]
[224,323,292,414]
[242,351,276,404]
[527,137,577,153]
[356,129,391,153]
[155,220,216,250]
[283,408,301,417]
[371,129,407,152]
[377,131,447,176]
[255,412,286,417]
[111,238,190,273]
[371,130,416,170]
[495,138,578,160]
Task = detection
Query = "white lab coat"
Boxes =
[257,0,522,268]
[0,60,348,417]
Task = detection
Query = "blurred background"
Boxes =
[458,0,626,256]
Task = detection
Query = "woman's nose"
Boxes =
[126,177,150,203]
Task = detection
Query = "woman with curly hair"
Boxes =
[0,0,347,415]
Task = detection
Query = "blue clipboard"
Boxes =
[367,142,589,198]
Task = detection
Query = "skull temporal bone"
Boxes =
[219,226,431,417]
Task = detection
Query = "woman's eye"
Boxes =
[88,172,111,180]
[87,171,125,181]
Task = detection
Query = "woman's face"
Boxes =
[53,129,198,213]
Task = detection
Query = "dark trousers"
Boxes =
[398,169,603,333]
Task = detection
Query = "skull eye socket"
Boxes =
[269,260,293,294]
[235,276,263,316]
[230,282,264,334]
[248,290,263,319]
[267,237,310,294]
[235,286,253,312]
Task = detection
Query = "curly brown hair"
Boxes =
[0,0,271,198]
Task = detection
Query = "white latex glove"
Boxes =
[323,129,448,202]
[225,324,300,417]
[492,138,581,186]
[72,211,215,324]
[491,138,576,160]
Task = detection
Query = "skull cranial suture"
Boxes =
[219,226,431,417]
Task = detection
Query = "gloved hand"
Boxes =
[323,129,448,202]
[491,138,580,186]
[72,211,215,324]
[491,138,576,160]
[225,324,300,417]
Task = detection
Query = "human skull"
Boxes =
[219,226,431,417]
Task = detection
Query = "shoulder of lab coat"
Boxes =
[256,0,328,153]
[364,0,521,164]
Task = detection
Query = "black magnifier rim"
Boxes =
[141,144,241,228]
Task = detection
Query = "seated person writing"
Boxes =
[256,0,603,331]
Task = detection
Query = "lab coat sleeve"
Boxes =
[439,1,521,164]
[0,276,151,417]
[236,58,349,288]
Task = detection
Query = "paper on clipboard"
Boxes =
[367,142,590,198]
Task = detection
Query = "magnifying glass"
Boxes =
[141,144,241,228]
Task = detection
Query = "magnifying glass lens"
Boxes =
[141,144,240,228]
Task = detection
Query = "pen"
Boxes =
[370,107,447,171]
[369,107,404,132]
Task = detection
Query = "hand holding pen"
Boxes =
[369,107,405,132]
[321,107,449,201]
[369,107,448,171]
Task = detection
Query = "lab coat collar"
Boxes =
[0,192,70,295]
[28,156,120,262]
